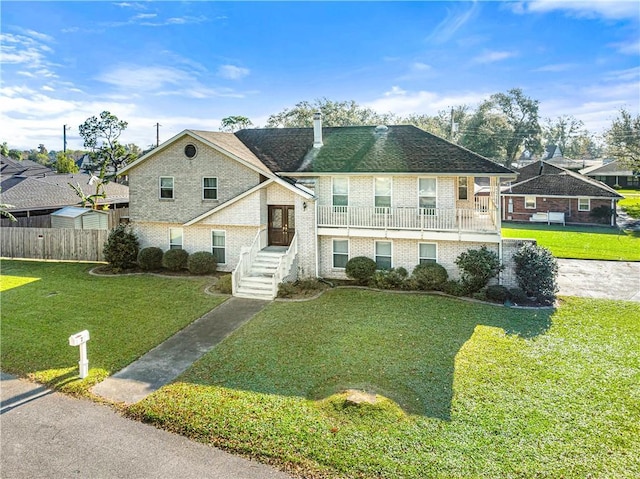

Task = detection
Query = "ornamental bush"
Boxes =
[411,262,448,291]
[485,284,510,303]
[163,248,189,272]
[103,224,139,272]
[370,268,407,289]
[512,243,558,304]
[345,256,377,284]
[455,246,503,293]
[137,246,164,271]
[188,251,217,275]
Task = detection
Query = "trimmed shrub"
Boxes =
[509,287,529,304]
[411,262,448,291]
[188,251,217,275]
[137,246,164,271]
[345,256,377,285]
[370,268,406,289]
[278,282,297,298]
[590,205,613,223]
[216,274,232,294]
[103,224,139,272]
[486,284,509,303]
[163,248,189,272]
[455,246,503,293]
[442,279,469,297]
[513,243,558,303]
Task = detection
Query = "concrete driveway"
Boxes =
[557,259,640,301]
[1,373,291,479]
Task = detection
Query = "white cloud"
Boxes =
[533,63,577,72]
[97,65,192,90]
[609,38,640,56]
[513,1,640,20]
[426,2,479,44]
[364,86,490,116]
[217,64,250,80]
[42,85,55,92]
[472,50,517,64]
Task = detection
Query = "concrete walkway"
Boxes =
[1,373,290,479]
[557,259,640,301]
[92,297,268,404]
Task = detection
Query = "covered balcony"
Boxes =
[317,197,499,235]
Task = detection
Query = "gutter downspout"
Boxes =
[315,198,320,279]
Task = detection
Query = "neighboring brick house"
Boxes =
[502,161,622,226]
[581,160,639,189]
[119,117,518,299]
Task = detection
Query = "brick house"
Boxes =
[119,117,519,299]
[502,161,622,226]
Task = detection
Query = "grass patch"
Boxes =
[129,290,640,478]
[0,259,226,395]
[502,223,640,260]
[619,195,640,219]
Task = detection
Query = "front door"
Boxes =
[268,205,295,246]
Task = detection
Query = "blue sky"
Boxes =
[1,1,638,151]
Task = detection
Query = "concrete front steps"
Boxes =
[234,249,286,300]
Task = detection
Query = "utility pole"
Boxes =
[155,123,161,147]
[63,125,71,153]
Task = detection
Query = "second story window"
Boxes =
[419,178,437,211]
[374,177,392,209]
[203,177,218,200]
[332,177,348,210]
[159,177,174,199]
[458,177,468,200]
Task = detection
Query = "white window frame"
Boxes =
[457,177,469,201]
[169,228,183,250]
[203,177,218,200]
[524,196,536,209]
[332,177,349,210]
[418,243,438,264]
[374,240,392,270]
[159,176,174,199]
[374,177,392,210]
[418,177,437,213]
[578,197,590,211]
[211,230,226,264]
[332,238,349,269]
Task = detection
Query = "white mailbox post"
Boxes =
[68,330,90,379]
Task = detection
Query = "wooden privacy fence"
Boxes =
[1,228,109,262]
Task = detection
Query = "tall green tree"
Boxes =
[1,142,9,156]
[266,98,397,127]
[605,109,640,170]
[402,106,469,140]
[78,111,136,182]
[542,115,584,155]
[55,152,79,174]
[460,89,541,166]
[220,116,253,132]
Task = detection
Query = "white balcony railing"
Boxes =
[317,205,498,233]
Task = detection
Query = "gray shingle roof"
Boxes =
[507,161,622,198]
[1,172,129,212]
[235,125,515,175]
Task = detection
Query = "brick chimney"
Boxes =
[313,112,323,148]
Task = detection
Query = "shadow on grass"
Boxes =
[183,291,553,420]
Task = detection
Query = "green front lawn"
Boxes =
[3,261,639,478]
[0,260,225,394]
[130,290,640,478]
[502,223,640,260]
[619,195,640,219]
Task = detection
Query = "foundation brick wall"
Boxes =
[501,238,537,288]
[317,236,498,280]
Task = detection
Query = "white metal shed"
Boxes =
[51,206,109,230]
